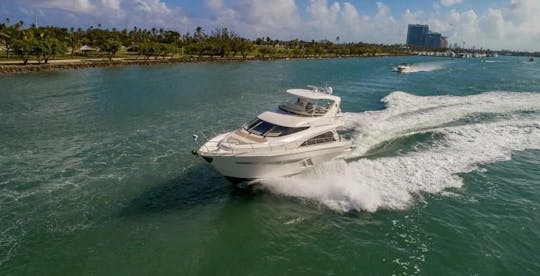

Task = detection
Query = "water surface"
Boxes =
[1,56,539,275]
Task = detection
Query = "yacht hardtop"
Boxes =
[279,87,340,116]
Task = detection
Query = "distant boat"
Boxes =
[528,57,534,62]
[393,63,411,73]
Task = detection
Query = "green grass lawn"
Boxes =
[0,50,144,63]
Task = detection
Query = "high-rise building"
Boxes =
[441,36,448,48]
[425,32,442,48]
[406,24,447,48]
[406,24,429,46]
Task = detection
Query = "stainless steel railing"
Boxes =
[193,130,352,156]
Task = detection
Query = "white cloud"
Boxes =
[296,1,401,44]
[15,0,188,29]
[403,8,424,23]
[101,0,120,10]
[305,0,341,35]
[440,0,464,7]
[342,2,362,27]
[297,0,540,51]
[376,1,390,17]
[236,0,299,33]
[33,0,96,14]
[339,0,540,51]
[199,0,300,39]
[204,0,224,10]
[420,0,540,50]
[134,0,170,15]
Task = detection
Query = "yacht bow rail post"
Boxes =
[192,129,213,153]
[192,123,232,153]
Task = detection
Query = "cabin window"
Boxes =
[250,121,274,135]
[244,118,261,130]
[243,118,309,137]
[265,125,288,137]
[266,125,309,137]
[280,126,309,136]
[301,132,336,146]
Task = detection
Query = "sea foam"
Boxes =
[259,91,540,212]
[404,62,447,73]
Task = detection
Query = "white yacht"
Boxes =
[192,86,353,182]
[394,63,411,73]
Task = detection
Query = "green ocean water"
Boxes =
[1,56,539,275]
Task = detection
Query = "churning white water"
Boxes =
[403,62,447,73]
[259,91,540,212]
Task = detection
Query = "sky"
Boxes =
[0,0,539,51]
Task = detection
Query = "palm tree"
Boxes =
[69,30,81,57]
[14,20,24,31]
[195,26,203,41]
[0,31,9,58]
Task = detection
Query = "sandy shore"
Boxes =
[0,56,252,74]
[0,53,400,74]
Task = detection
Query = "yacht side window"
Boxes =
[266,125,309,137]
[265,125,288,137]
[300,132,336,146]
[281,126,309,136]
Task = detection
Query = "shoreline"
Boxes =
[0,54,404,74]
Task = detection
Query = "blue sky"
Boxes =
[1,0,539,51]
[166,0,507,19]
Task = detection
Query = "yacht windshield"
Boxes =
[243,119,308,137]
[250,121,273,135]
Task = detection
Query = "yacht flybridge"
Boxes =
[192,86,353,182]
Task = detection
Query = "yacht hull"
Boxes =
[397,67,409,73]
[200,143,351,181]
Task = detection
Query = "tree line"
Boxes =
[0,18,408,65]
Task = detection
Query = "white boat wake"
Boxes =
[403,62,446,73]
[258,91,540,212]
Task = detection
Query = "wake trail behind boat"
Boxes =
[405,62,447,73]
[259,91,540,212]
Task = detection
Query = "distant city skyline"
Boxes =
[407,24,448,49]
[1,0,539,51]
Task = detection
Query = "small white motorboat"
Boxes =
[394,63,411,73]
